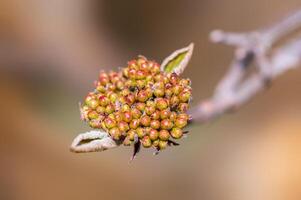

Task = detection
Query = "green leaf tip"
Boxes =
[161,43,194,75]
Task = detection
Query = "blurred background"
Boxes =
[1,0,301,200]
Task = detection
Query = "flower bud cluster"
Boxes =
[80,56,192,150]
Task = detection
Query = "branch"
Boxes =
[190,9,301,122]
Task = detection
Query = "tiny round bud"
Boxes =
[88,110,99,119]
[128,129,136,141]
[118,96,126,104]
[169,112,177,122]
[164,89,173,97]
[154,81,164,89]
[114,112,123,122]
[136,70,146,80]
[131,108,142,119]
[150,110,160,120]
[116,80,124,90]
[150,120,160,129]
[109,127,121,140]
[99,95,109,106]
[96,85,106,93]
[178,103,189,112]
[120,88,130,96]
[179,91,191,103]
[163,76,169,84]
[154,74,164,82]
[175,117,188,128]
[140,115,151,127]
[107,83,116,91]
[96,106,105,114]
[156,98,168,110]
[150,63,160,74]
[118,121,129,133]
[159,140,168,150]
[128,68,137,79]
[105,104,115,114]
[177,113,189,121]
[145,75,153,82]
[109,72,119,83]
[86,98,99,109]
[125,94,135,105]
[89,120,101,128]
[137,90,148,102]
[137,57,147,65]
[122,111,132,123]
[136,102,146,112]
[172,85,183,95]
[128,60,138,69]
[152,139,160,147]
[159,130,170,141]
[99,76,109,85]
[154,88,165,97]
[161,119,173,130]
[104,117,117,129]
[160,109,171,120]
[145,87,153,98]
[146,100,156,107]
[141,136,152,148]
[145,106,156,115]
[149,129,159,141]
[169,73,179,85]
[121,104,130,112]
[108,93,118,103]
[99,71,109,79]
[179,79,191,86]
[170,95,180,107]
[171,127,183,139]
[136,127,145,138]
[130,119,140,129]
[140,62,149,70]
[136,79,146,89]
[108,113,115,120]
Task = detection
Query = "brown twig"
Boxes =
[189,10,301,122]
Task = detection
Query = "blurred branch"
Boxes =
[189,10,301,122]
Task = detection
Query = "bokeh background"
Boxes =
[1,1,301,200]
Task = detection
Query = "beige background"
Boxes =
[0,1,301,200]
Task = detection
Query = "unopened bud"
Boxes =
[175,117,187,128]
[122,111,132,123]
[156,98,168,110]
[159,130,170,141]
[130,119,140,129]
[160,119,173,130]
[149,129,159,141]
[140,115,151,127]
[141,136,152,148]
[150,120,160,129]
[104,117,117,129]
[88,110,99,119]
[110,127,121,140]
[118,121,129,133]
[159,140,168,150]
[171,127,183,139]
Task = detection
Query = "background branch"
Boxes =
[189,10,301,122]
